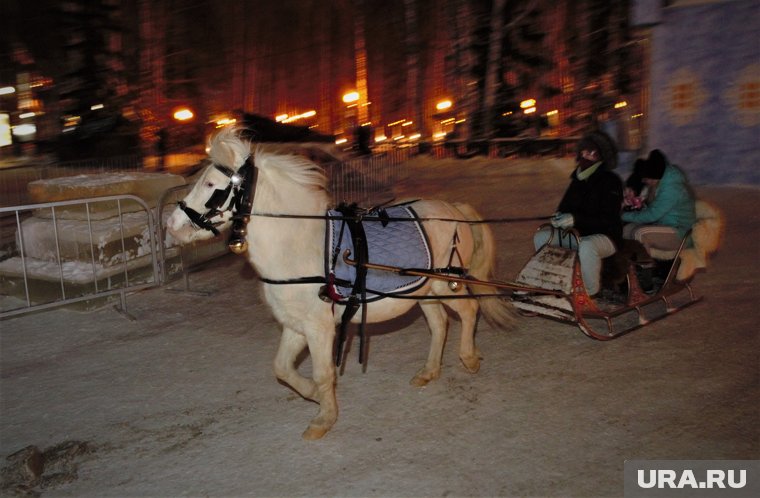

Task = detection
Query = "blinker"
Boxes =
[180,156,256,243]
[204,184,232,210]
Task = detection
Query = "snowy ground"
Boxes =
[1,155,758,497]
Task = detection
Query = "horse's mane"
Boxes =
[253,147,328,193]
[208,126,328,193]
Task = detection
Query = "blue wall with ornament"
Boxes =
[647,0,759,185]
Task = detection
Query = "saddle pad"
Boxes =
[325,205,431,302]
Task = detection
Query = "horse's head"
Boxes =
[167,127,253,245]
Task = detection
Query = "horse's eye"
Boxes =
[206,182,215,188]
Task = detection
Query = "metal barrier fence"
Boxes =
[0,195,161,319]
[328,147,413,206]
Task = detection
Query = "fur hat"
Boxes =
[576,130,618,169]
[640,149,668,179]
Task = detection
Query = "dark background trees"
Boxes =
[0,0,641,157]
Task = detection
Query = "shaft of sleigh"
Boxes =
[341,250,564,297]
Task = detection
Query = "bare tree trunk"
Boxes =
[404,0,422,134]
[354,0,369,125]
[317,2,333,134]
[447,0,475,141]
[137,0,166,154]
[482,0,506,139]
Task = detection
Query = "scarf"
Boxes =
[576,161,602,181]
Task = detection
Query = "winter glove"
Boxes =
[551,212,574,229]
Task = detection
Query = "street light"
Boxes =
[342,91,359,104]
[520,98,537,114]
[436,100,453,111]
[173,108,194,121]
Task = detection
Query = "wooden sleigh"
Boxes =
[509,225,702,339]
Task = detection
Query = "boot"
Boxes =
[635,264,654,292]
[651,259,674,289]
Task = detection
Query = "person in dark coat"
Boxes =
[533,130,624,296]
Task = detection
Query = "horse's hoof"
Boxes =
[410,376,430,387]
[302,425,330,440]
[410,369,440,387]
[460,355,481,374]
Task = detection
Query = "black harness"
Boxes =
[331,203,370,369]
[178,157,257,244]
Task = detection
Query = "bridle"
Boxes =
[178,156,257,237]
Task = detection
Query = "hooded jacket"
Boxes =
[557,165,624,246]
[621,164,696,239]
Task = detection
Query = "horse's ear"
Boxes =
[209,126,251,168]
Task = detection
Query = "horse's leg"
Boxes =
[273,327,319,401]
[411,301,449,387]
[302,325,338,440]
[444,295,482,373]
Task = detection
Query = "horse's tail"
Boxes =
[453,202,517,330]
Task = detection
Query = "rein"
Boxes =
[247,211,552,225]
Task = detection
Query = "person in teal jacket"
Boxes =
[621,149,696,255]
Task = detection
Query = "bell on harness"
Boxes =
[227,158,257,254]
[228,222,249,254]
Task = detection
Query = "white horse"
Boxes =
[167,127,515,439]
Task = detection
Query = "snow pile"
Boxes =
[17,211,155,266]
[27,172,185,208]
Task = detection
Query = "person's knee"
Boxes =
[578,240,600,259]
[533,228,551,250]
[623,223,638,239]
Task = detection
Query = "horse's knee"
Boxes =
[420,303,449,350]
[272,355,320,402]
[272,357,291,381]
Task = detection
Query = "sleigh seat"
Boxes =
[645,200,724,281]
